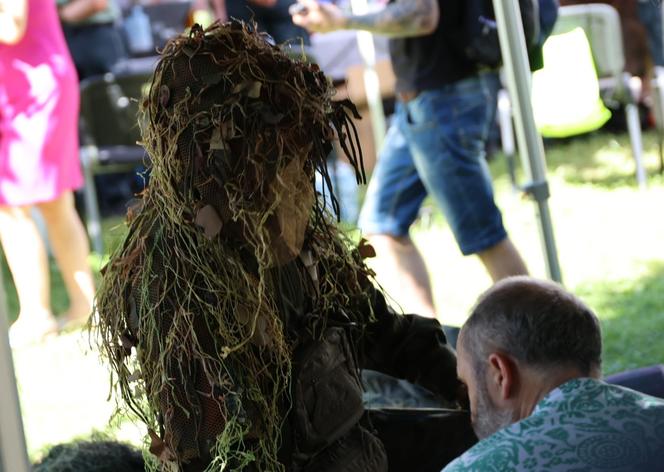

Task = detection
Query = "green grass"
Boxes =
[3,130,664,460]
[381,130,664,377]
[577,260,664,375]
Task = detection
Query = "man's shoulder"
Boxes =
[548,378,664,418]
[443,380,664,472]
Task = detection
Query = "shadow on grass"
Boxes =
[490,131,664,190]
[575,260,664,376]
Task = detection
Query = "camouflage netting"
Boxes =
[93,21,375,471]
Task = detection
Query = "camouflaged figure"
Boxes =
[94,21,460,472]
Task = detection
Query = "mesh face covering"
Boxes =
[94,21,374,471]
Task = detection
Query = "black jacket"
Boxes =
[275,252,459,472]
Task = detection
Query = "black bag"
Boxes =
[368,408,478,472]
[463,0,540,69]
[292,327,365,455]
[301,425,388,472]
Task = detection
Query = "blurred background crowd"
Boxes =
[56,0,664,216]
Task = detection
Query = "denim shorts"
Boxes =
[638,1,664,66]
[358,72,507,255]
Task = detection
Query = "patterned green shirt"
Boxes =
[443,378,664,472]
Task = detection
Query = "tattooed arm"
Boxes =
[291,0,439,38]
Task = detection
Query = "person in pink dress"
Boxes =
[0,0,95,347]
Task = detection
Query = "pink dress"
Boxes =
[0,0,82,206]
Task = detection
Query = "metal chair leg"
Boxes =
[625,75,647,189]
[81,146,104,255]
[625,103,647,189]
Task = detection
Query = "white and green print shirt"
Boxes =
[443,378,664,472]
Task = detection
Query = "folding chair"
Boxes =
[499,3,648,188]
[79,72,152,254]
[606,364,664,400]
[552,3,647,187]
[531,27,612,138]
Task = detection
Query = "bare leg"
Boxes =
[0,204,57,346]
[37,192,95,325]
[365,234,437,319]
[477,237,528,282]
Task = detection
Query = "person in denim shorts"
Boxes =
[294,0,529,321]
[637,0,664,67]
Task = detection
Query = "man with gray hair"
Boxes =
[444,276,664,471]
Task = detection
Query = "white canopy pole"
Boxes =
[0,273,31,472]
[492,0,563,282]
[350,0,387,152]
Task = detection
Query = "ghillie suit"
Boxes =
[94,21,460,472]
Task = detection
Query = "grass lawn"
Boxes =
[3,130,664,460]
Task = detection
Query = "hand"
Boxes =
[290,0,346,34]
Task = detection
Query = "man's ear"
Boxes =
[486,352,518,403]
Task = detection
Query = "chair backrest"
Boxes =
[554,4,625,81]
[532,26,612,137]
[79,72,152,148]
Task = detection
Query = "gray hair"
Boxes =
[462,276,602,377]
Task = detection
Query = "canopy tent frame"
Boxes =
[493,0,563,282]
[0,273,31,472]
